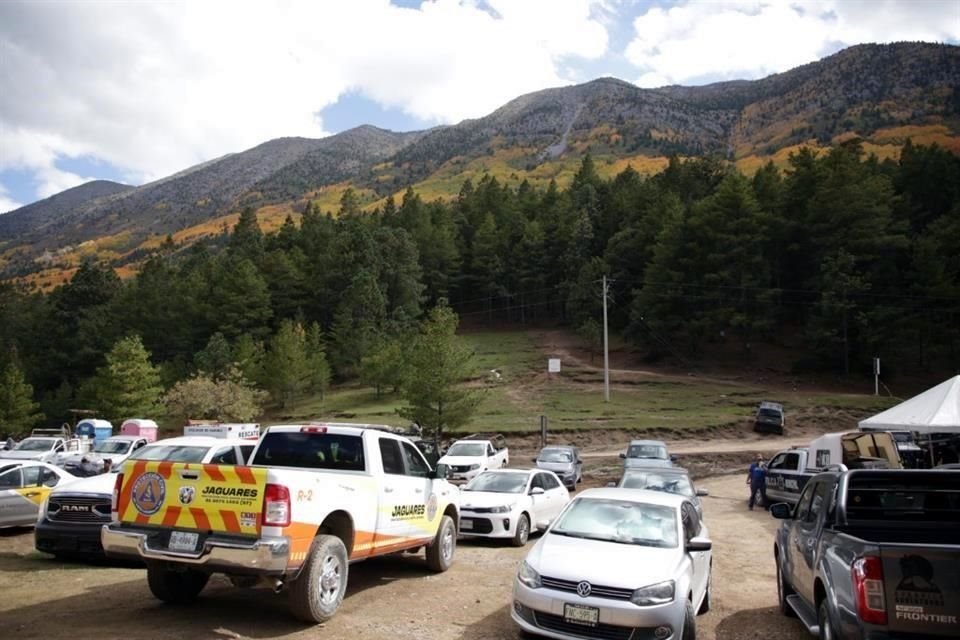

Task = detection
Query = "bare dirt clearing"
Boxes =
[0,474,807,640]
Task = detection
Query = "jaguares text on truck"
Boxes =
[102,423,461,623]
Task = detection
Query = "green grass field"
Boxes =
[260,329,900,436]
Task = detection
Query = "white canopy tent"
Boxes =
[858,375,960,434]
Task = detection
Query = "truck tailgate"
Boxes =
[883,546,960,635]
[118,461,267,536]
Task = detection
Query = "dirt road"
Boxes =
[0,474,808,640]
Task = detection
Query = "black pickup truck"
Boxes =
[772,469,960,639]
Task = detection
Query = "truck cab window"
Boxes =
[794,483,816,520]
[803,482,830,525]
[401,442,429,478]
[210,447,238,465]
[379,439,405,475]
[782,453,800,471]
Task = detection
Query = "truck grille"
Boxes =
[541,576,635,600]
[48,496,112,523]
[450,465,473,473]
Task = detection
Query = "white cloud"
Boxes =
[0,0,610,202]
[626,0,960,87]
[0,183,22,214]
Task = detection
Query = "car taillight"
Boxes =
[852,556,887,625]
[112,473,124,513]
[263,483,290,527]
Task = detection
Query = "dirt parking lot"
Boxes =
[0,474,810,640]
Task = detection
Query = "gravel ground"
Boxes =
[0,474,810,640]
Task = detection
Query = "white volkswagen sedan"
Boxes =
[459,469,570,546]
[512,488,712,640]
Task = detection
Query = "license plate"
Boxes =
[460,518,473,530]
[168,531,199,552]
[563,603,599,627]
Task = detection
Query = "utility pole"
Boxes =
[603,275,610,402]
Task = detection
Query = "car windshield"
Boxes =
[627,444,667,459]
[759,409,782,418]
[620,472,694,497]
[552,498,678,548]
[94,440,131,454]
[130,445,210,463]
[538,449,572,463]
[15,438,55,451]
[447,442,485,457]
[463,472,528,493]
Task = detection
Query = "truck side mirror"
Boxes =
[619,452,626,459]
[531,458,538,463]
[770,503,793,519]
[433,463,451,480]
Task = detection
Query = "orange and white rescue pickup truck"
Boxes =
[101,423,461,622]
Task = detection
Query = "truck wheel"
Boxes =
[777,561,797,618]
[288,535,349,623]
[681,600,696,640]
[146,562,209,605]
[818,599,836,640]
[512,513,530,547]
[425,515,456,572]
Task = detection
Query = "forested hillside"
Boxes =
[1,138,959,431]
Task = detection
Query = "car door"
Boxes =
[398,440,437,545]
[528,473,553,529]
[539,472,568,523]
[791,481,831,605]
[573,447,583,482]
[0,467,26,526]
[682,501,710,602]
[374,437,410,547]
[784,482,816,600]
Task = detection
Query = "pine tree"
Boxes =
[262,320,311,409]
[92,335,163,423]
[398,302,480,446]
[304,322,332,400]
[0,361,42,435]
[194,332,233,379]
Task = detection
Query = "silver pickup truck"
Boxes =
[772,469,960,639]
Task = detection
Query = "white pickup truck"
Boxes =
[437,434,510,485]
[102,423,460,623]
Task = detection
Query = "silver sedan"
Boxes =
[512,488,712,640]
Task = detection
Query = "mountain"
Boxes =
[0,180,133,239]
[1,41,958,283]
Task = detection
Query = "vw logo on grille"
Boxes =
[576,581,592,597]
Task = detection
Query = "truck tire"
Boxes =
[777,560,797,618]
[146,562,209,605]
[512,513,530,547]
[288,535,349,623]
[425,515,456,572]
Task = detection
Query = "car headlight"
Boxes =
[630,580,675,606]
[518,560,542,589]
[489,505,513,514]
[468,464,481,471]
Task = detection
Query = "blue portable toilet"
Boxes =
[76,419,113,444]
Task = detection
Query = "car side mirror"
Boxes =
[606,481,616,488]
[433,463,451,480]
[696,489,709,497]
[619,452,626,459]
[770,503,793,519]
[670,455,678,462]
[530,487,545,495]
[686,537,712,552]
[532,458,538,463]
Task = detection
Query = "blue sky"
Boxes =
[1,0,958,212]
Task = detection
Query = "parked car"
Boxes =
[0,436,68,463]
[437,435,510,484]
[766,430,902,505]
[56,435,151,473]
[512,487,712,640]
[533,446,583,490]
[460,469,570,546]
[34,435,255,559]
[772,469,960,639]
[0,462,78,528]
[613,467,709,517]
[754,401,785,435]
[620,439,675,469]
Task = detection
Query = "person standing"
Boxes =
[747,454,768,510]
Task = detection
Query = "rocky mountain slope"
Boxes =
[1,42,958,282]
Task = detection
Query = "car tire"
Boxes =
[697,564,712,615]
[681,600,696,640]
[425,514,456,572]
[146,562,210,605]
[512,513,530,547]
[818,599,836,640]
[288,534,349,623]
[777,557,797,618]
